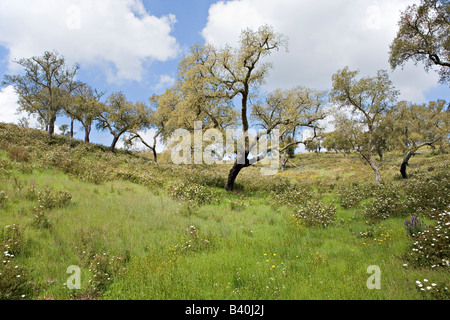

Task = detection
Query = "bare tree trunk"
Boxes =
[110,135,120,153]
[70,118,74,138]
[151,147,157,163]
[225,162,245,191]
[400,149,416,179]
[368,158,381,185]
[84,125,91,143]
[361,153,381,184]
[48,115,57,138]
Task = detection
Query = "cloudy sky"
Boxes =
[0,0,448,149]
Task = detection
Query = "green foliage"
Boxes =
[0,224,35,300]
[407,209,450,268]
[362,183,406,221]
[167,181,220,205]
[389,0,450,84]
[88,253,126,295]
[293,200,337,228]
[30,206,52,230]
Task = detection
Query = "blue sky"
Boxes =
[0,0,448,149]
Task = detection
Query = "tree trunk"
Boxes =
[84,125,91,143]
[152,147,157,163]
[400,151,414,179]
[225,162,245,191]
[70,118,74,138]
[361,153,381,185]
[110,135,120,153]
[48,115,57,138]
[368,159,381,185]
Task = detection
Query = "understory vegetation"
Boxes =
[0,123,449,300]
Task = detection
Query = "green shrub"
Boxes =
[403,173,450,217]
[293,200,337,228]
[34,187,72,209]
[270,185,315,208]
[167,181,220,205]
[0,224,25,256]
[0,224,34,300]
[415,279,450,300]
[88,253,126,295]
[407,209,450,268]
[30,206,52,230]
[0,255,34,300]
[362,183,406,221]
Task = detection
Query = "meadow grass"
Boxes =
[0,124,449,300]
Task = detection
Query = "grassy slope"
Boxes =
[0,123,448,300]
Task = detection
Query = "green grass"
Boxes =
[0,123,449,300]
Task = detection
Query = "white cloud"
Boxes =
[0,0,180,83]
[0,85,22,124]
[202,0,440,103]
[154,74,176,90]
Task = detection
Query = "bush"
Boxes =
[338,182,375,209]
[415,279,450,300]
[293,200,337,228]
[407,209,450,268]
[30,187,72,209]
[270,185,315,208]
[403,173,450,217]
[167,181,220,205]
[8,146,30,163]
[362,183,406,221]
[0,224,34,300]
[88,252,126,295]
[30,207,52,230]
[0,224,25,256]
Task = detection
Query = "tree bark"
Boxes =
[70,118,74,138]
[84,125,91,143]
[152,147,158,163]
[400,149,415,179]
[225,162,245,191]
[110,135,120,153]
[48,115,57,138]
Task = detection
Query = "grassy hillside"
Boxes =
[0,123,448,300]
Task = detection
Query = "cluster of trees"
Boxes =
[2,51,161,158]
[2,0,448,191]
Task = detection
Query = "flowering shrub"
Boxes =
[270,186,315,208]
[362,183,406,221]
[26,186,72,209]
[30,206,52,230]
[167,181,220,205]
[408,210,450,268]
[403,173,450,217]
[0,225,34,300]
[404,216,425,237]
[0,224,25,256]
[37,188,72,209]
[338,184,366,209]
[293,200,337,228]
[415,279,449,300]
[88,252,126,295]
